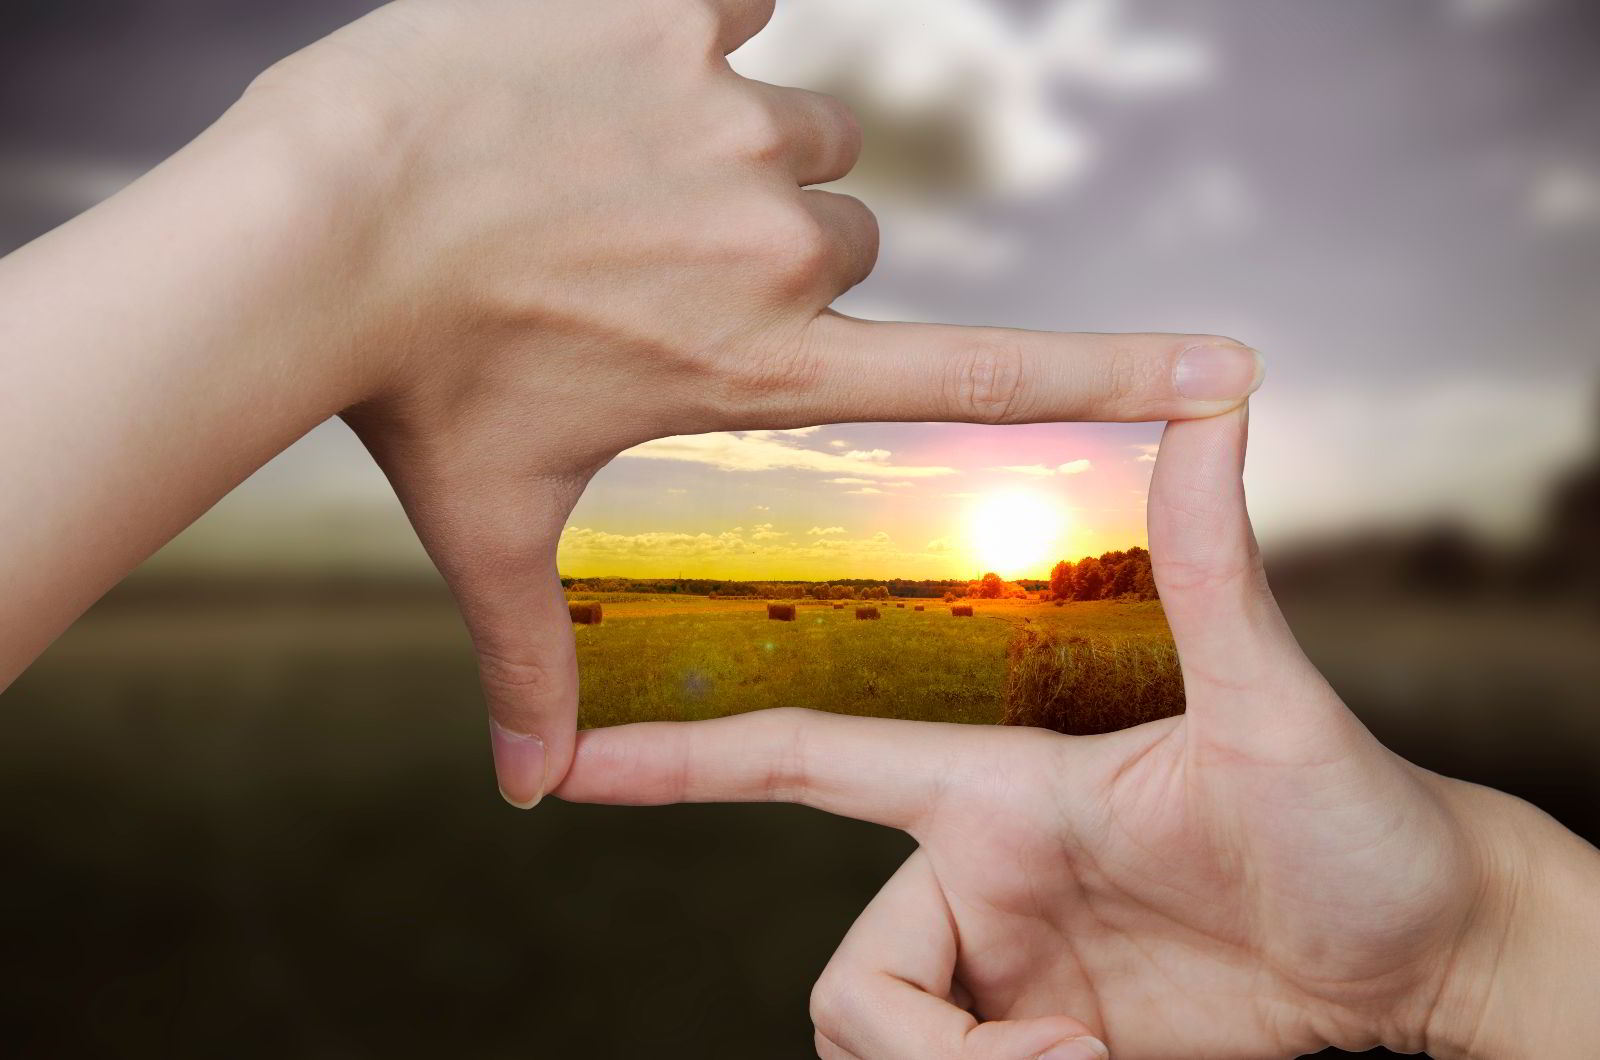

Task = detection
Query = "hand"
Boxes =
[556,406,1600,1059]
[234,0,1265,806]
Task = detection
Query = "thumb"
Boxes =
[813,853,1108,1060]
[1146,405,1330,736]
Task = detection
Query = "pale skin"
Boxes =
[0,1,1594,1057]
[559,408,1600,1060]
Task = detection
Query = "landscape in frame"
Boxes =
[559,419,1185,734]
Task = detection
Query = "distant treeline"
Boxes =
[560,548,1159,603]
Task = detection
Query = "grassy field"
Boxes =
[569,596,1178,729]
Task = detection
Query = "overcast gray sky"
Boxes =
[5,0,1597,573]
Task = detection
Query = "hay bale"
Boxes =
[913,605,925,612]
[832,603,844,610]
[1054,601,1065,607]
[569,602,603,625]
[895,603,905,608]
[766,602,796,621]
[855,606,881,620]
[951,605,974,617]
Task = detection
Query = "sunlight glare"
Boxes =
[969,490,1067,579]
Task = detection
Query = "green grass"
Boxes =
[573,597,1177,729]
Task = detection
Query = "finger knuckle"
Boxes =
[948,336,1029,424]
[754,205,831,293]
[476,646,559,700]
[733,99,789,165]
[808,970,853,1036]
[819,94,864,169]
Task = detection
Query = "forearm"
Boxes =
[1426,780,1600,1059]
[0,99,374,684]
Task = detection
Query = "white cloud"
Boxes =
[828,440,850,448]
[808,526,847,536]
[1528,163,1600,229]
[731,0,1211,276]
[1132,444,1159,464]
[846,487,886,495]
[622,432,956,479]
[993,460,1092,476]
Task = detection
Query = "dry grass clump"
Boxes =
[855,607,881,620]
[951,605,974,617]
[914,605,925,612]
[569,602,603,625]
[766,603,796,621]
[1002,628,1183,735]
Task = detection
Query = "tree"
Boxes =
[863,585,889,600]
[979,571,1005,599]
[809,583,832,599]
[830,584,857,600]
[1071,556,1104,601]
[1049,560,1073,601]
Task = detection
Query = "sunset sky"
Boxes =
[559,421,1161,580]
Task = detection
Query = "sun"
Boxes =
[969,490,1067,580]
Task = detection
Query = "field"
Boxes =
[567,595,1178,729]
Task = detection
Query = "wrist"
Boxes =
[1422,780,1600,1059]
[216,71,409,407]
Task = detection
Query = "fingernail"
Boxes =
[490,719,547,809]
[1039,1036,1109,1060]
[1175,343,1264,401]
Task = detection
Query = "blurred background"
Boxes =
[3,0,1597,1056]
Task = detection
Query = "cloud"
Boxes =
[1132,444,1159,464]
[828,440,850,448]
[993,460,1092,476]
[828,477,915,488]
[730,0,1211,275]
[846,487,886,495]
[751,504,770,511]
[750,523,786,541]
[621,432,956,479]
[1528,163,1600,229]
[808,526,847,536]
[925,537,955,553]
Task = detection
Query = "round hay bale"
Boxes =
[913,605,925,612]
[569,602,603,625]
[766,602,796,621]
[855,606,881,620]
[951,605,974,618]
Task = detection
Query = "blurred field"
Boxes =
[567,595,1176,729]
[3,582,1596,1058]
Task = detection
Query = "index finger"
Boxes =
[732,313,1264,430]
[553,708,1012,831]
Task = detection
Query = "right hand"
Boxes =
[240,0,1265,807]
[558,406,1600,1059]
